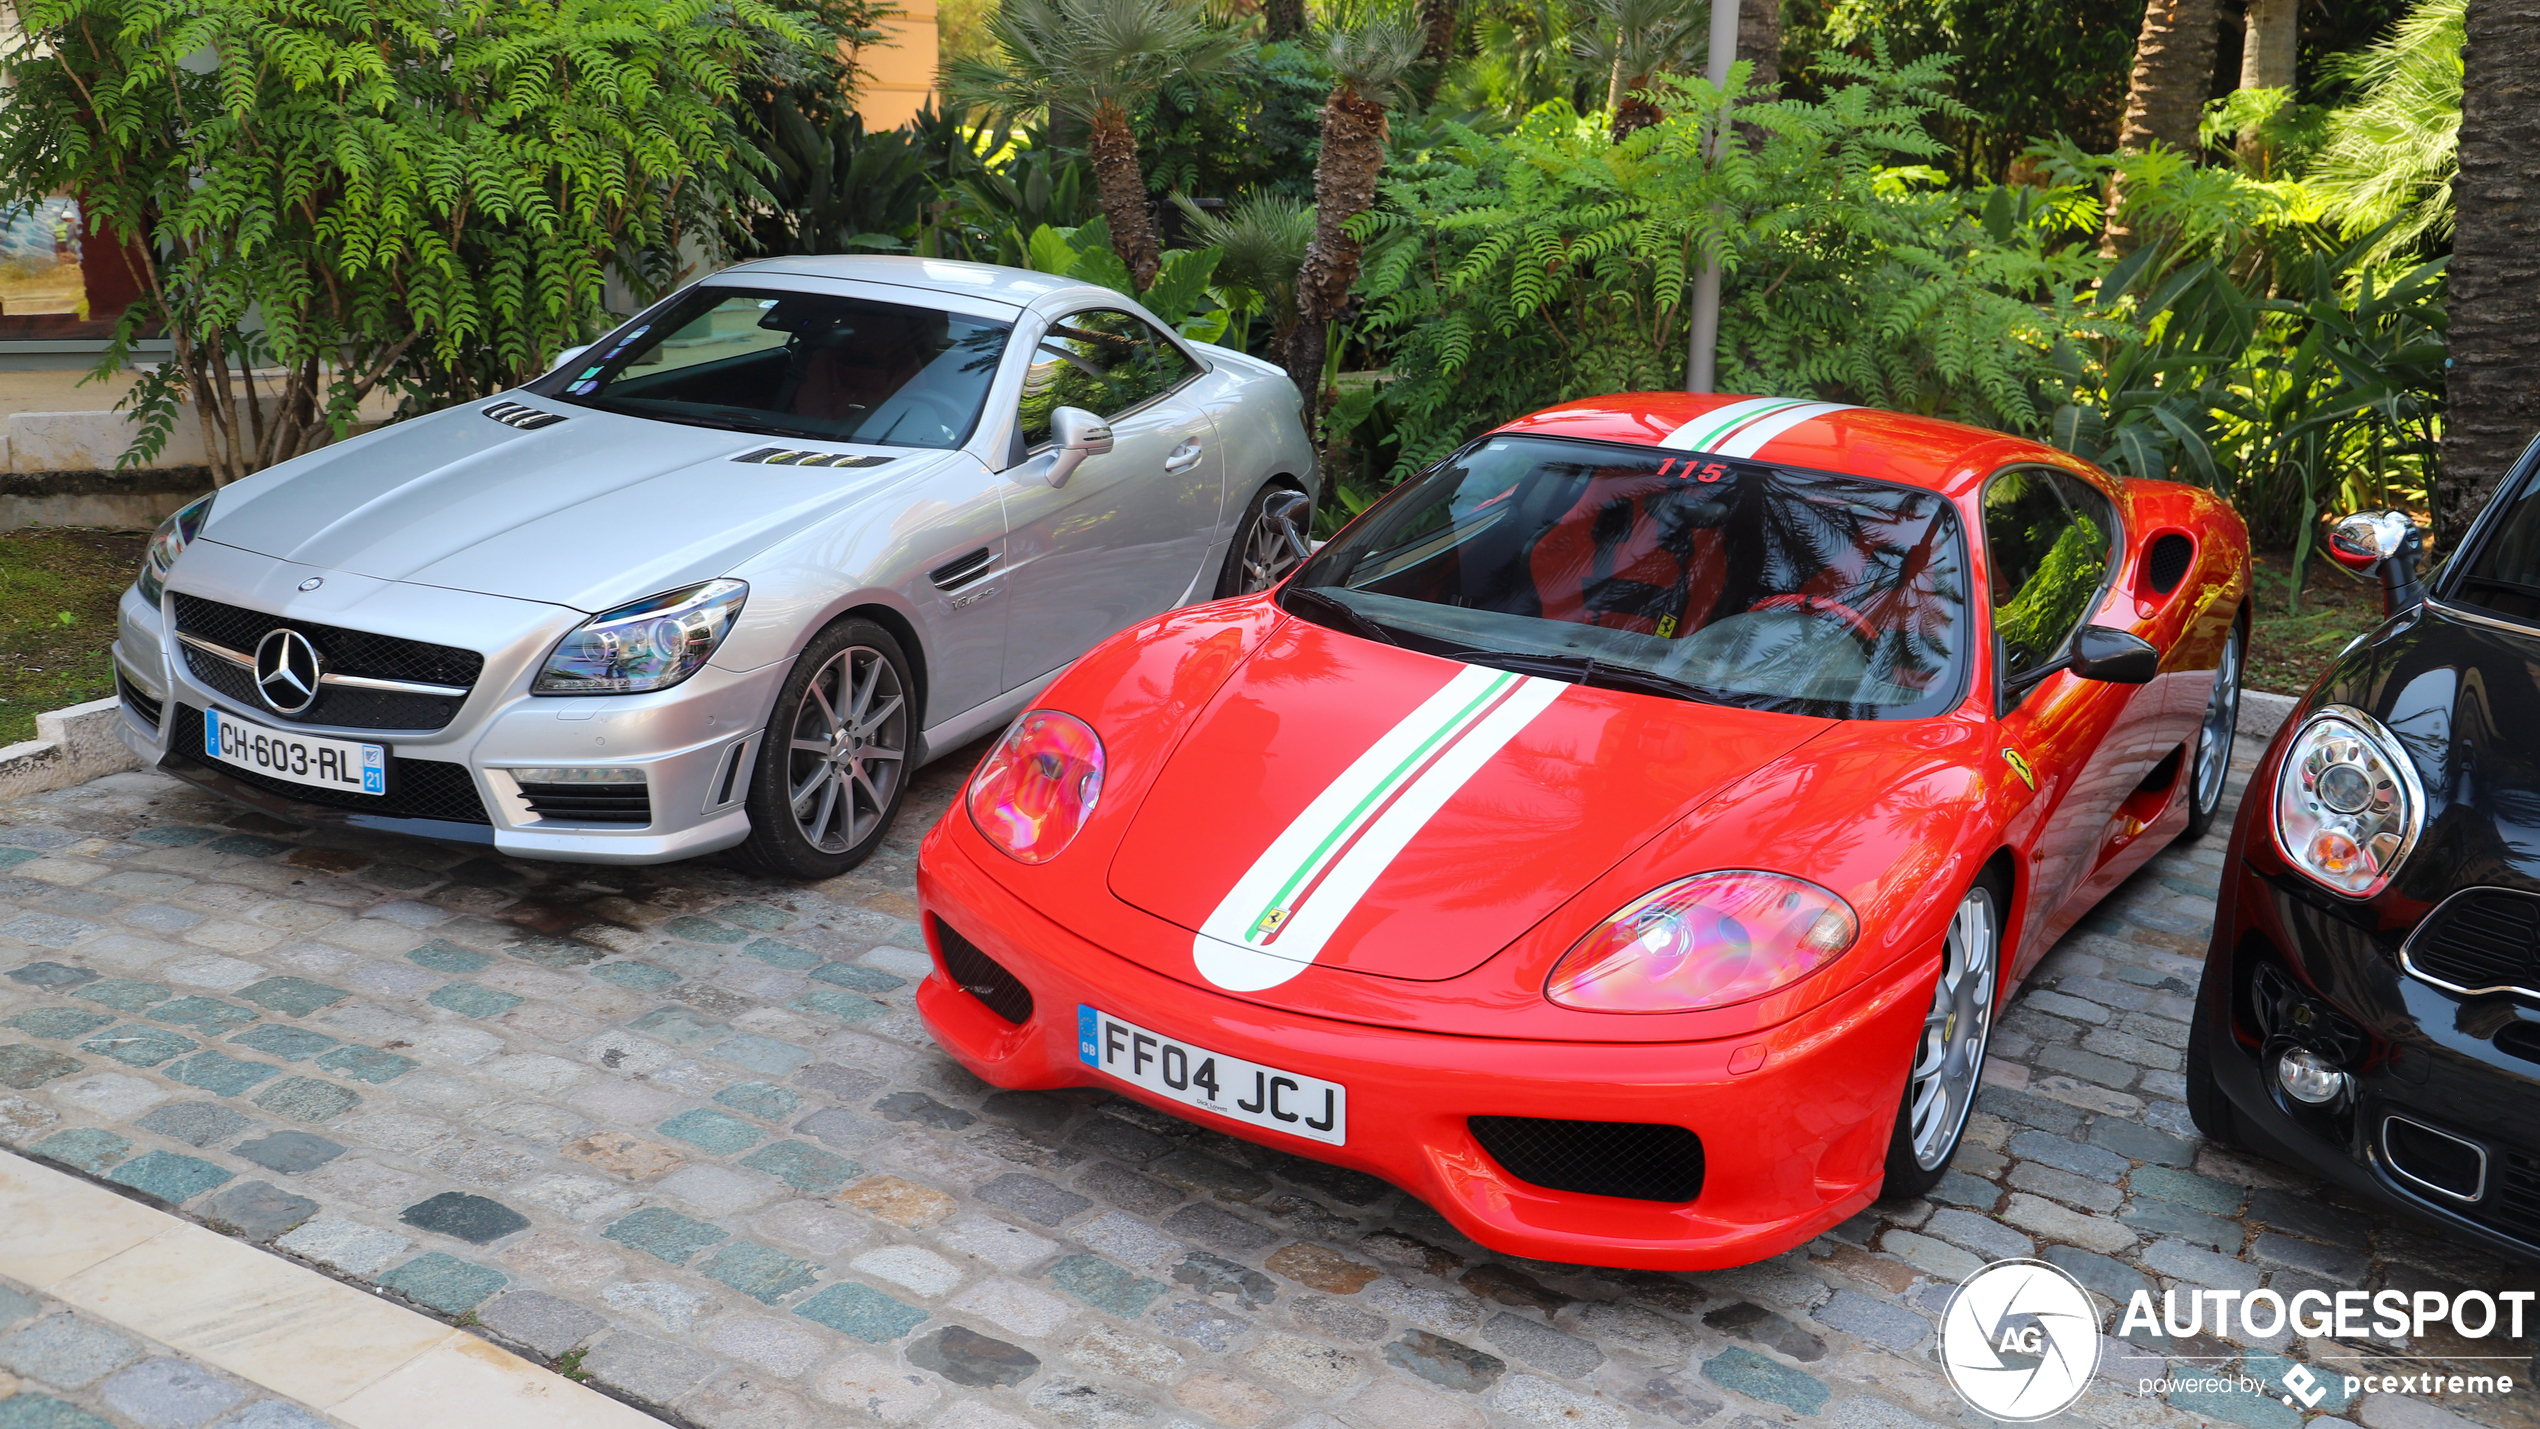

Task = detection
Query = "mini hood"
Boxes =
[1105,615,1833,990]
[202,402,945,610]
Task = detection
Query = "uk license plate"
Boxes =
[1078,1006,1346,1145]
[202,706,386,796]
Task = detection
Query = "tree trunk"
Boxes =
[1736,0,1780,97]
[1416,0,1459,103]
[1264,0,1306,42]
[1283,84,1390,403]
[1087,102,1163,289]
[2437,0,2540,547]
[2234,0,2296,166]
[2103,0,2221,248]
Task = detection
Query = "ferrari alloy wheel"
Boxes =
[1882,880,2001,1197]
[2182,618,2244,841]
[741,619,913,879]
[1218,482,1315,597]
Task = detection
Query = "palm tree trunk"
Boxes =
[2103,0,2221,248]
[1265,0,1307,40]
[2437,0,2540,546]
[1087,101,1164,289]
[1283,83,1390,402]
[1736,0,1780,96]
[1416,0,1459,101]
[2234,0,2296,167]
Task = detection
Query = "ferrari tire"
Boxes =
[2181,612,2246,843]
[1880,873,2005,1201]
[2182,968,2246,1149]
[1215,481,1315,598]
[739,619,914,881]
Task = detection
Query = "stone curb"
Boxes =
[2240,689,2299,744]
[0,697,142,803]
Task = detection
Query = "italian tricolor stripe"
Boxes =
[1192,665,1566,992]
[1659,396,1857,458]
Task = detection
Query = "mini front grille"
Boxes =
[2384,1116,2486,1202]
[929,548,993,591]
[167,705,492,825]
[2471,1149,2540,1240]
[2404,889,2540,995]
[117,673,163,730]
[517,782,651,825]
[734,447,892,468]
[933,916,1034,1025]
[483,401,567,430]
[2144,532,2195,594]
[1468,1116,1706,1203]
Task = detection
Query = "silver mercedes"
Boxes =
[110,257,1319,875]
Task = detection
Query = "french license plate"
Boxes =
[1079,1005,1346,1145]
[202,706,385,796]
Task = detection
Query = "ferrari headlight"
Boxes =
[1545,870,1859,1013]
[2274,705,2422,898]
[966,710,1105,864]
[135,494,214,607]
[532,579,747,694]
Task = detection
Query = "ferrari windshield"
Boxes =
[534,288,1011,449]
[1284,434,1970,719]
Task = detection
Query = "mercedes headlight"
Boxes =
[532,579,748,695]
[2274,705,2423,898]
[136,494,214,607]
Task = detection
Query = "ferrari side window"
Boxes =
[1017,309,1199,447]
[1983,467,2114,693]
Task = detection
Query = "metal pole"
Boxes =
[1685,0,1739,393]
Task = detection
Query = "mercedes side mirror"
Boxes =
[2007,624,2160,694]
[1044,407,1114,488]
[548,343,593,374]
[2327,509,2426,617]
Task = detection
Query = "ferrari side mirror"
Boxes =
[1044,406,1115,489]
[2327,509,2426,617]
[2069,625,2160,685]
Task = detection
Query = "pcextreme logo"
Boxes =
[1940,1259,2099,1421]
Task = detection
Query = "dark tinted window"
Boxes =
[1985,467,2116,689]
[1017,309,1198,447]
[2452,463,2540,624]
[1284,435,1970,719]
[535,288,1011,449]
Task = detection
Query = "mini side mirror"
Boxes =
[2069,625,2160,685]
[2327,509,2426,617]
[1044,406,1115,488]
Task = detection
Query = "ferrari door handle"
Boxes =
[1163,440,1204,474]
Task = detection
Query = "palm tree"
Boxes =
[948,0,1247,287]
[1176,193,1315,354]
[1283,16,1425,402]
[2307,0,2462,267]
[1572,0,1704,140]
[2437,0,2539,544]
[2102,0,2219,249]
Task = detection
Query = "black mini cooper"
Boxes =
[2190,433,2540,1253]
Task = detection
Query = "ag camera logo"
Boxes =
[1941,1259,2101,1421]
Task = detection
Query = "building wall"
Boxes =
[857,3,940,130]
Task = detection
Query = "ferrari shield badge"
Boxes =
[2002,747,2037,789]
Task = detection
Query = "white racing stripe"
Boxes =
[1192,666,1566,991]
[1713,401,1854,457]
[1658,397,1858,457]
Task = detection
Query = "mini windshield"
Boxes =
[2449,460,2540,626]
[1284,434,1970,719]
[535,288,1012,449]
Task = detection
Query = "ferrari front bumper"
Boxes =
[915,826,1939,1271]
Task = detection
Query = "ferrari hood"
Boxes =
[1106,616,1834,989]
[203,402,948,611]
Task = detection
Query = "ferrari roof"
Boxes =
[1493,393,2076,499]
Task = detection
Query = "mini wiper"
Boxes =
[1281,586,1399,646]
[1455,650,1713,703]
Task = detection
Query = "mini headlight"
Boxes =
[966,710,1105,864]
[136,494,214,606]
[2273,704,2423,898]
[532,579,748,695]
[1545,870,1859,1013]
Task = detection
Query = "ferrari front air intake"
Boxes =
[933,917,1035,1025]
[1468,1116,1706,1202]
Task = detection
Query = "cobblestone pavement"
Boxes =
[0,736,2533,1429]
[0,1272,344,1429]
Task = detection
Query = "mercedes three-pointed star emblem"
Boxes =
[254,628,324,715]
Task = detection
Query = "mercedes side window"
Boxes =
[1984,467,2116,704]
[1016,309,1199,448]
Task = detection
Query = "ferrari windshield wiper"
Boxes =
[1281,586,1399,646]
[1455,650,1712,704]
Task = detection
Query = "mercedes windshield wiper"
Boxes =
[1453,649,1713,703]
[1280,586,1399,646]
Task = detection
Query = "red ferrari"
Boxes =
[914,393,2249,1269]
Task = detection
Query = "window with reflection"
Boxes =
[1984,468,2116,695]
[1016,309,1198,447]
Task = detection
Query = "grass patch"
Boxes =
[0,526,148,745]
[2246,546,2387,697]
